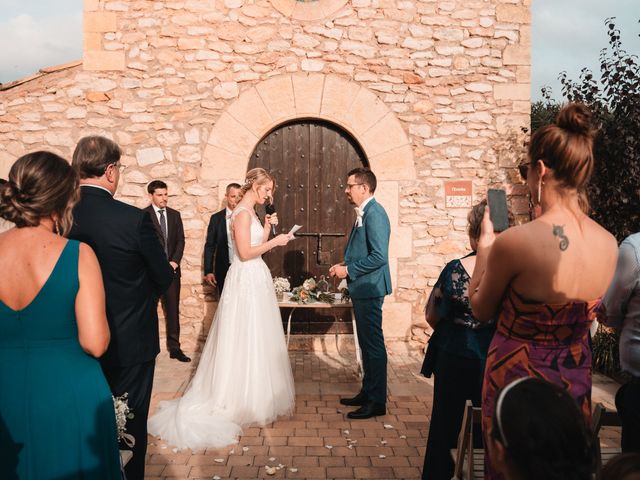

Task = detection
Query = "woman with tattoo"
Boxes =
[468,103,618,479]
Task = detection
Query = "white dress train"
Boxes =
[148,206,295,450]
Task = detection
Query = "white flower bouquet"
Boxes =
[113,393,135,447]
[273,277,291,295]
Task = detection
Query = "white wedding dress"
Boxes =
[148,206,295,450]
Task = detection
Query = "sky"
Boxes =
[0,0,638,102]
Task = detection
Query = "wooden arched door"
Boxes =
[249,119,368,333]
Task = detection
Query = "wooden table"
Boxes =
[278,293,362,375]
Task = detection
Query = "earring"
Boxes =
[54,220,60,236]
[537,178,542,204]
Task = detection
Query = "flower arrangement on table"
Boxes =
[290,277,337,304]
[113,393,135,447]
[273,276,291,301]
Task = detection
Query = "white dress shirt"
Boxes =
[152,204,169,238]
[226,207,234,264]
[355,196,374,227]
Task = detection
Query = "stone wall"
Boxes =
[0,0,531,350]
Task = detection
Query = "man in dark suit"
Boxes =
[204,182,241,294]
[69,136,174,480]
[330,167,392,420]
[144,180,190,363]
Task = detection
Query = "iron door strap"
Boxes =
[295,232,345,265]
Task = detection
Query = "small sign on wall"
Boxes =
[444,181,473,208]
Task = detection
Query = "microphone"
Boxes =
[265,200,277,236]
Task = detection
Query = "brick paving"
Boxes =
[145,339,620,479]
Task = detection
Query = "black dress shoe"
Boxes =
[340,392,368,406]
[169,350,191,362]
[347,402,386,420]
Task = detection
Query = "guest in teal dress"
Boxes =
[0,152,121,479]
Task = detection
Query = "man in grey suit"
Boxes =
[330,167,392,420]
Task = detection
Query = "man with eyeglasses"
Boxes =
[69,136,174,480]
[329,167,392,419]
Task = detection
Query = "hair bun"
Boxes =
[0,179,25,225]
[556,103,594,137]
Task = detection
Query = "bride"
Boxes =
[148,168,295,450]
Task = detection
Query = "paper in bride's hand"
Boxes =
[288,224,302,238]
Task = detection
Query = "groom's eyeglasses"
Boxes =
[346,183,364,190]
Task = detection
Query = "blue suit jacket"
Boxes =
[344,197,392,299]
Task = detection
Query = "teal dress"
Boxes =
[0,240,121,479]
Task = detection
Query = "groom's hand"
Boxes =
[329,263,348,279]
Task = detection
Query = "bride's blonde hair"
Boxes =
[240,168,275,197]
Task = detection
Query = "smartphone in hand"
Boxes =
[487,189,509,232]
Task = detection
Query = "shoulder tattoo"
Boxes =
[552,224,569,251]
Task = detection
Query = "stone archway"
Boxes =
[202,73,415,337]
[202,74,414,184]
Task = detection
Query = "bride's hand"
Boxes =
[273,233,290,246]
[265,213,278,227]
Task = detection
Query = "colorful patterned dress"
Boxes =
[482,287,601,479]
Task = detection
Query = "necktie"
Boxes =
[354,206,364,227]
[159,209,168,255]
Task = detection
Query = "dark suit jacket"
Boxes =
[203,209,230,283]
[69,186,174,367]
[144,205,185,276]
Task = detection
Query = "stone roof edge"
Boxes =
[0,60,83,92]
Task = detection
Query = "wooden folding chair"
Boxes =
[451,400,484,480]
[592,402,622,479]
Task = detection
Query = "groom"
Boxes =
[329,167,392,419]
